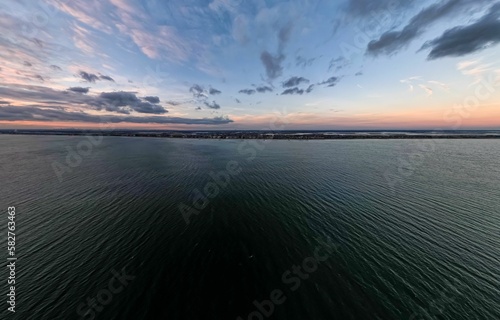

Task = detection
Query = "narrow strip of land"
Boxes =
[1,130,500,140]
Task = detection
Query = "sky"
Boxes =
[1,0,500,130]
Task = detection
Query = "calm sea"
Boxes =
[0,135,498,320]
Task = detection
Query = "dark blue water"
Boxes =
[0,135,499,319]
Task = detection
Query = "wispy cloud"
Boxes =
[281,87,304,95]
[256,86,273,93]
[319,76,340,87]
[204,100,221,109]
[419,84,433,96]
[282,76,309,88]
[239,89,256,95]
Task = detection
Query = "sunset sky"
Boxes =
[1,0,500,130]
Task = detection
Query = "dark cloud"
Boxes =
[0,100,10,105]
[281,87,304,95]
[0,84,107,109]
[256,86,273,93]
[423,3,500,60]
[260,51,285,80]
[239,89,256,95]
[132,102,168,114]
[79,71,100,83]
[367,0,483,56]
[283,76,309,88]
[98,91,167,114]
[195,106,202,110]
[99,91,140,107]
[259,23,293,81]
[306,84,315,93]
[23,61,32,67]
[189,84,206,98]
[68,87,90,94]
[355,71,363,76]
[33,75,44,82]
[50,65,62,71]
[99,74,115,82]
[235,98,241,103]
[144,96,160,103]
[0,105,232,125]
[204,101,221,109]
[78,71,114,83]
[320,77,340,87]
[209,87,222,95]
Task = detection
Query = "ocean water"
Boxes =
[0,135,499,320]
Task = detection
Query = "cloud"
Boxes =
[165,100,182,106]
[235,98,241,103]
[320,76,340,87]
[50,65,62,71]
[99,74,115,82]
[33,75,44,82]
[283,76,309,88]
[68,87,90,94]
[423,3,500,60]
[0,84,166,115]
[78,71,114,83]
[209,87,222,95]
[0,105,232,125]
[329,57,349,72]
[132,102,168,114]
[419,84,433,96]
[260,51,285,80]
[239,89,256,95]
[259,23,293,80]
[0,100,10,105]
[346,0,416,17]
[281,87,304,95]
[98,91,167,114]
[78,71,99,83]
[278,22,293,52]
[23,61,32,67]
[143,96,160,103]
[203,101,221,109]
[296,56,317,68]
[367,0,482,56]
[428,80,449,90]
[355,71,363,76]
[232,14,249,44]
[256,86,273,93]
[306,84,315,93]
[189,84,206,98]
[400,78,415,91]
[195,106,202,110]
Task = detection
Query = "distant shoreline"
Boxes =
[1,131,500,140]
